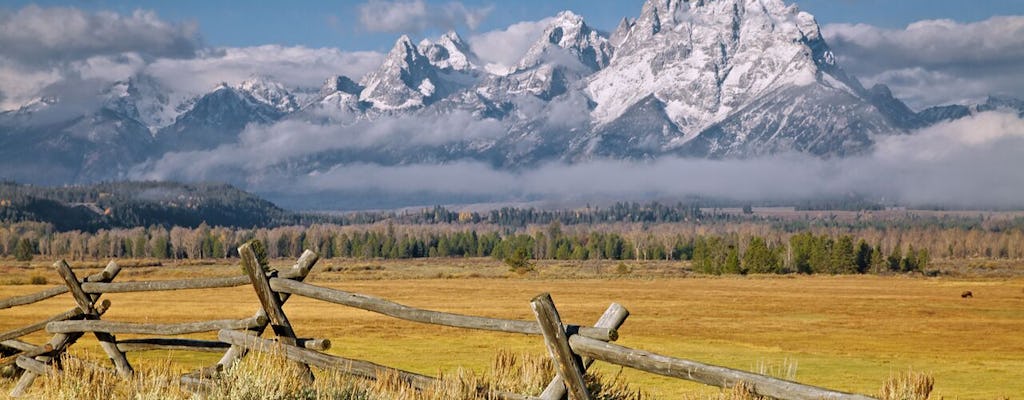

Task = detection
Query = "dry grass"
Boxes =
[1,258,1022,398]
[879,369,934,400]
[20,349,643,400]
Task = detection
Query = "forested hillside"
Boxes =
[0,181,293,231]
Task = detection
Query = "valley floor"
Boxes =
[2,258,1023,398]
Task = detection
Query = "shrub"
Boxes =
[29,275,48,285]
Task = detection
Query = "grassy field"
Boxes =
[2,258,1023,398]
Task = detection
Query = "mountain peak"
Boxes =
[360,34,443,110]
[516,10,612,72]
[234,74,298,113]
[420,30,477,72]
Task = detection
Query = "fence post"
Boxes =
[238,243,314,382]
[52,260,134,377]
[192,250,317,382]
[540,303,629,400]
[531,293,591,400]
[10,261,122,397]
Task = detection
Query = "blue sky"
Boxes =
[9,0,1024,51]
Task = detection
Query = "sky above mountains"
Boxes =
[6,0,1023,51]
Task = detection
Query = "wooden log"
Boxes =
[0,345,53,368]
[10,262,121,398]
[238,243,312,381]
[1,340,39,353]
[297,338,331,351]
[567,335,877,400]
[15,356,53,377]
[213,250,318,371]
[219,329,433,389]
[540,303,629,400]
[268,278,617,341]
[0,287,68,310]
[531,293,591,400]
[117,338,231,353]
[54,260,95,314]
[0,307,85,343]
[81,275,250,294]
[52,260,133,378]
[0,265,119,310]
[47,316,267,335]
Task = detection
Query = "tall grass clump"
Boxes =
[879,369,934,400]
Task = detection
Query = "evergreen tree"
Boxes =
[724,245,743,275]
[14,237,34,261]
[743,236,777,274]
[855,239,872,274]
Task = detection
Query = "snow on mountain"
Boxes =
[157,82,289,151]
[235,74,300,113]
[419,31,477,72]
[359,35,446,110]
[516,11,612,72]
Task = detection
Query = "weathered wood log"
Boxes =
[81,275,250,294]
[47,316,267,335]
[0,345,53,368]
[568,335,878,400]
[531,293,591,400]
[0,287,68,310]
[268,278,617,341]
[15,356,53,377]
[53,260,133,378]
[540,303,629,400]
[1,340,39,353]
[214,250,318,371]
[219,329,433,389]
[0,306,88,342]
[238,243,313,381]
[296,338,331,351]
[0,266,116,310]
[116,338,231,353]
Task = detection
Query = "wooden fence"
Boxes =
[0,244,878,400]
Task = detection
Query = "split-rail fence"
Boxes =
[0,244,878,400]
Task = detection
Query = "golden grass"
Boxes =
[2,258,1023,399]
[21,349,642,400]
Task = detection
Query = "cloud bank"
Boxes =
[824,16,1024,108]
[358,0,493,34]
[133,111,1024,209]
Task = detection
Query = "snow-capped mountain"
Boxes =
[0,0,1019,187]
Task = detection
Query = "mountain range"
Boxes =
[1,0,1022,188]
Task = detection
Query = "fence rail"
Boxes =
[0,248,880,400]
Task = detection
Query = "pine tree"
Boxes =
[14,238,34,262]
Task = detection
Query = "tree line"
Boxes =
[9,220,1024,275]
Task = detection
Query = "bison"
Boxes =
[961,291,973,299]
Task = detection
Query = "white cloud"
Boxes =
[824,16,1024,108]
[145,46,384,94]
[0,5,200,66]
[469,18,552,72]
[358,0,493,34]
